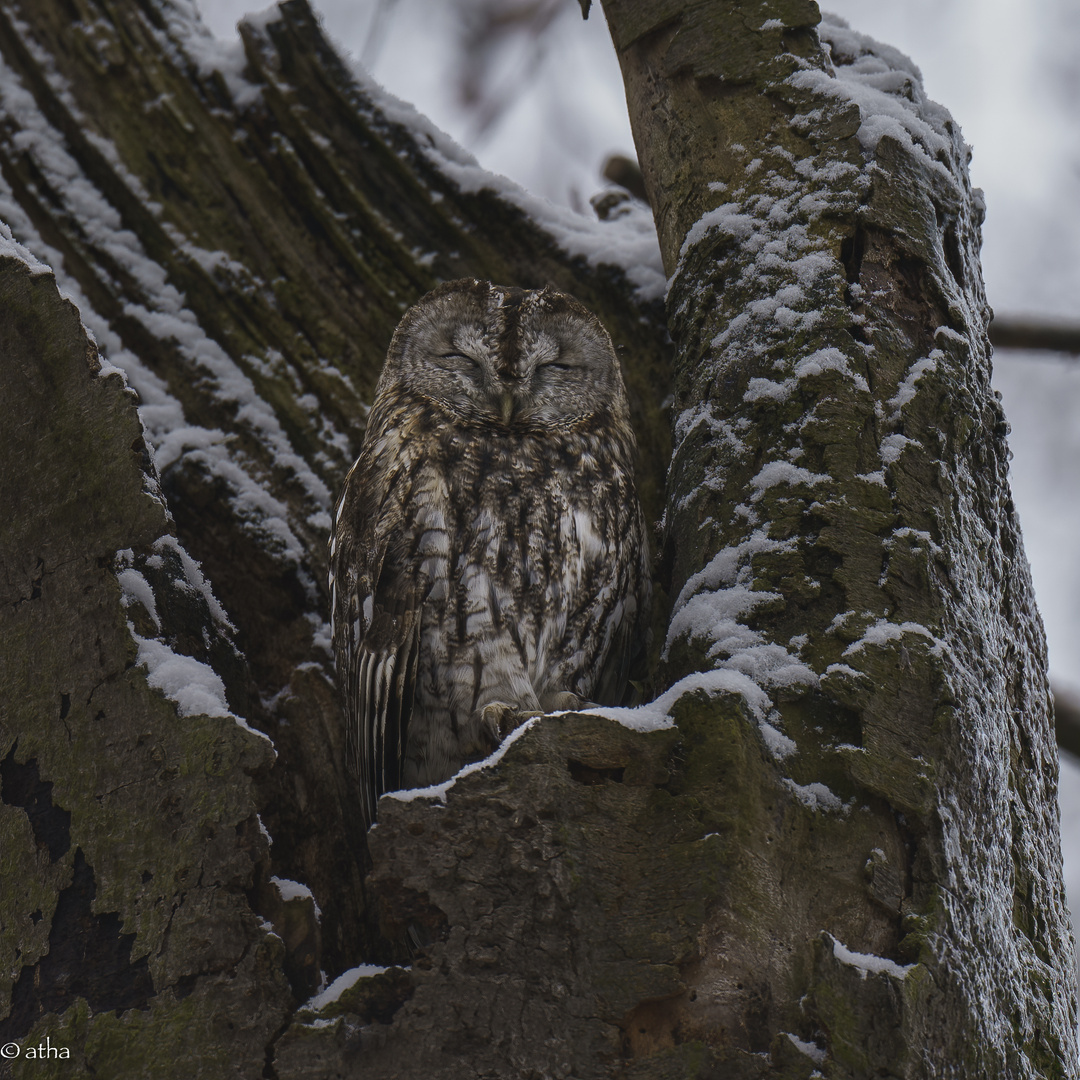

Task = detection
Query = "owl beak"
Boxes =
[499,389,516,424]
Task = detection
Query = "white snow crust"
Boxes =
[0,217,51,274]
[150,0,264,108]
[842,619,944,657]
[784,780,846,813]
[116,546,271,745]
[384,716,541,805]
[306,964,390,1011]
[784,1033,827,1064]
[270,876,323,919]
[830,935,914,980]
[116,565,161,631]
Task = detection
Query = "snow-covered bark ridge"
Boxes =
[605,0,1077,1073]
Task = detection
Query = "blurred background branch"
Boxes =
[991,318,1080,355]
[1056,687,1080,762]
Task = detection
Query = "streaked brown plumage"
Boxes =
[330,279,649,827]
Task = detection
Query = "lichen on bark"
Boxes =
[600,0,1077,1073]
[0,243,292,1078]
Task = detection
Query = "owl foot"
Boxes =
[480,701,542,744]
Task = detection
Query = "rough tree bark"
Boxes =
[600,0,1077,1074]
[0,0,1074,1078]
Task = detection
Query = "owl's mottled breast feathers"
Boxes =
[331,279,650,827]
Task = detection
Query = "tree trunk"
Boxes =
[0,0,1073,1077]
[599,0,1078,1074]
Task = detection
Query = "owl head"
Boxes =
[374,279,631,430]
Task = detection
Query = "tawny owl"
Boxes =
[330,279,650,827]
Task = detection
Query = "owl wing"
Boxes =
[590,511,651,708]
[591,593,648,707]
[592,614,636,707]
[331,452,421,829]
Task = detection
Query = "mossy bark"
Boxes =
[0,0,1074,1076]
[0,248,292,1078]
[597,0,1078,1075]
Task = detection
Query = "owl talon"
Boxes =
[480,701,514,745]
[507,709,543,736]
[480,702,541,744]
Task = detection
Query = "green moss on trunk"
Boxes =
[598,0,1076,1073]
[0,250,291,1076]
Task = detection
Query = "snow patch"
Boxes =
[132,632,231,718]
[790,16,959,191]
[154,0,265,108]
[0,218,52,274]
[306,965,390,1011]
[749,461,830,501]
[842,619,943,657]
[830,935,915,980]
[117,566,161,630]
[152,533,235,632]
[879,433,916,465]
[784,779,846,813]
[760,722,797,759]
[385,716,541,805]
[271,876,322,919]
[785,1033,827,1064]
[887,352,940,418]
[117,543,271,747]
